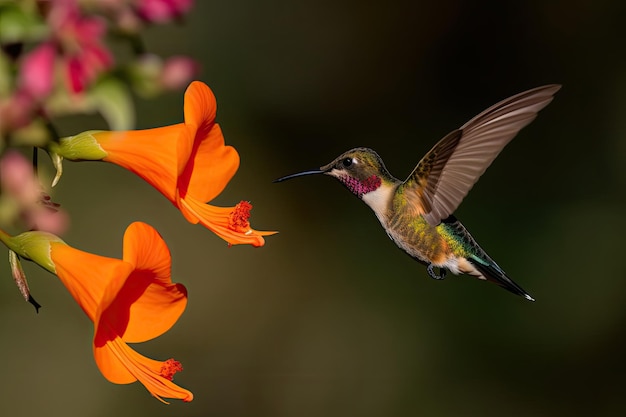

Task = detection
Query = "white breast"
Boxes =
[361,184,395,226]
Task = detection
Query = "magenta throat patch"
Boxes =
[339,174,382,198]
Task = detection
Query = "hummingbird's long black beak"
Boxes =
[273,169,325,183]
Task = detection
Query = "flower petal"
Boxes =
[122,222,170,276]
[178,197,276,247]
[95,125,183,201]
[93,332,193,403]
[176,80,222,181]
[51,243,133,321]
[178,123,240,203]
[98,269,188,344]
[183,81,217,133]
[97,222,187,343]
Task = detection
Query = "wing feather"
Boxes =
[402,84,561,226]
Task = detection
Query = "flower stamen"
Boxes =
[160,358,183,381]
[228,201,252,233]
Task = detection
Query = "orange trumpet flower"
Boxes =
[0,222,192,403]
[48,81,275,247]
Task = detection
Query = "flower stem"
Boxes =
[32,147,38,175]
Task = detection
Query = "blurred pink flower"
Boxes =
[160,56,199,91]
[45,0,114,94]
[19,42,56,98]
[0,91,38,132]
[0,151,68,234]
[48,0,108,40]
[0,151,40,203]
[136,0,194,23]
[63,42,112,93]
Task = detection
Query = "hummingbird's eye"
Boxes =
[342,158,353,167]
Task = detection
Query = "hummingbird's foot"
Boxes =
[427,264,447,280]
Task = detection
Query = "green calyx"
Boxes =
[0,229,65,274]
[46,130,108,186]
[48,131,108,161]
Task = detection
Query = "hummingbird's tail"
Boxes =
[466,257,535,301]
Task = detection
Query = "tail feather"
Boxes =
[468,258,535,302]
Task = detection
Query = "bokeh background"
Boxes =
[2,1,626,416]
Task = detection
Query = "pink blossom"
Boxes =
[19,42,56,98]
[160,56,199,91]
[48,0,107,40]
[136,0,194,23]
[46,0,113,94]
[0,151,68,234]
[64,43,112,93]
[0,151,40,204]
[0,91,37,131]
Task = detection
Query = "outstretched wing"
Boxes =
[401,84,561,226]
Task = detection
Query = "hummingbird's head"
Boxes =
[319,148,393,198]
[274,148,395,200]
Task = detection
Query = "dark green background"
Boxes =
[2,1,626,416]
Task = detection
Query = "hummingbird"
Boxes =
[275,84,561,301]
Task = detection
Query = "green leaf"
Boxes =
[0,3,47,44]
[88,76,136,130]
